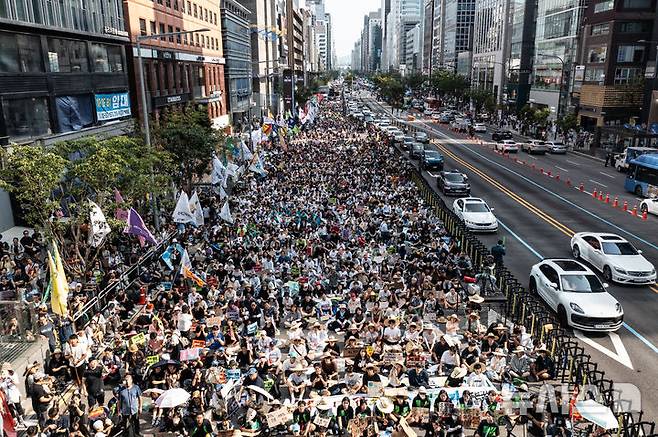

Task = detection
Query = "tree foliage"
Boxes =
[372,73,405,109]
[154,105,224,189]
[0,136,173,275]
[556,112,578,133]
[468,88,496,113]
[403,73,426,93]
[430,71,469,100]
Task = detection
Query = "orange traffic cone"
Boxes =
[613,196,618,208]
[642,210,648,221]
[632,205,638,216]
[592,187,598,198]
[623,200,628,211]
[605,194,610,204]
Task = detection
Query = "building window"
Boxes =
[614,67,642,84]
[616,45,645,63]
[594,0,614,12]
[139,19,147,36]
[618,21,652,32]
[176,27,181,43]
[193,3,197,17]
[150,21,156,35]
[159,23,166,40]
[543,11,572,39]
[183,32,188,45]
[187,1,191,14]
[165,0,171,7]
[622,0,651,7]
[584,66,605,82]
[90,43,124,73]
[2,97,51,139]
[204,8,208,21]
[47,38,89,72]
[587,46,607,63]
[0,32,44,73]
[55,95,94,133]
[168,25,174,41]
[591,23,610,35]
[195,33,199,46]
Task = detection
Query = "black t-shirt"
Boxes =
[476,420,499,437]
[84,366,104,393]
[527,409,545,437]
[32,383,51,412]
[336,405,354,423]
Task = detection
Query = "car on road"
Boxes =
[495,140,519,153]
[546,141,567,154]
[421,150,444,170]
[410,143,425,159]
[571,232,656,284]
[439,114,452,123]
[640,197,658,216]
[437,170,471,196]
[424,109,434,116]
[529,258,623,332]
[452,197,498,232]
[392,130,405,143]
[415,131,429,143]
[431,113,442,120]
[473,123,487,133]
[521,140,548,154]
[402,136,415,150]
[492,130,513,141]
[364,115,374,123]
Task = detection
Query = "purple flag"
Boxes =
[124,208,158,246]
[115,189,128,221]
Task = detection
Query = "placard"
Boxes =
[146,355,160,365]
[411,407,430,423]
[383,352,404,365]
[342,347,361,358]
[367,381,384,397]
[314,415,331,428]
[335,358,346,373]
[129,332,146,346]
[206,316,222,327]
[247,322,258,335]
[406,353,429,368]
[266,406,293,428]
[95,92,131,121]
[227,309,240,321]
[192,339,206,348]
[347,417,370,437]
[180,347,201,361]
[226,369,241,381]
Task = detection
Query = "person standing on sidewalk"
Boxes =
[117,374,142,437]
[604,151,612,167]
[490,240,506,266]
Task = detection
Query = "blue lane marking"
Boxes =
[423,123,658,356]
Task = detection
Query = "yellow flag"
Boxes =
[49,242,69,316]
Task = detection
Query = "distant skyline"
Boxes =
[302,0,381,60]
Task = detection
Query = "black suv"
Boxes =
[437,170,471,196]
[492,130,513,141]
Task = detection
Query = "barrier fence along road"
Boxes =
[391,118,657,436]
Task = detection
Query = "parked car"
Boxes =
[452,197,498,232]
[473,123,487,133]
[521,140,548,154]
[571,232,656,284]
[546,141,568,154]
[410,143,425,159]
[402,136,415,150]
[437,170,471,196]
[529,258,623,332]
[495,140,519,153]
[421,150,444,170]
[492,130,513,141]
[640,197,658,216]
[415,131,429,143]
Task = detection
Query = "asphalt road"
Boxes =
[359,94,658,419]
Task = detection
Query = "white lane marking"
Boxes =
[599,171,615,179]
[574,330,634,370]
[427,172,440,178]
[555,166,570,172]
[527,155,537,160]
[567,160,582,166]
[589,179,608,188]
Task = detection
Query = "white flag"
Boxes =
[251,129,263,147]
[188,191,204,226]
[241,141,253,161]
[211,157,225,185]
[219,201,233,224]
[88,201,111,247]
[219,186,228,200]
[172,191,195,224]
[249,153,268,176]
[226,162,240,178]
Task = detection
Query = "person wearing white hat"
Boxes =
[487,349,508,382]
[507,346,531,381]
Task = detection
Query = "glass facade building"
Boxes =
[507,0,536,110]
[443,0,476,69]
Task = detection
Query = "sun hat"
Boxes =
[513,346,525,354]
[450,367,468,379]
[468,294,485,303]
[492,349,506,357]
[376,397,394,413]
[316,399,333,410]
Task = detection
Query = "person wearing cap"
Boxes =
[408,361,429,388]
[392,394,411,422]
[343,364,363,395]
[329,302,350,333]
[466,361,488,387]
[411,387,431,425]
[46,348,69,382]
[507,346,531,381]
[373,397,395,429]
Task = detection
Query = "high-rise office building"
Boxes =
[506,0,536,111]
[442,0,476,69]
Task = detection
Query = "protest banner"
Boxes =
[342,346,361,358]
[411,407,430,424]
[383,352,404,365]
[247,322,258,335]
[226,309,240,321]
[226,369,241,381]
[146,355,160,365]
[205,316,222,327]
[191,339,206,348]
[266,407,293,428]
[180,347,201,361]
[405,352,429,368]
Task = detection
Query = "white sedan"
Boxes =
[495,140,519,153]
[473,123,487,133]
[453,197,498,232]
[529,259,623,331]
[571,232,656,285]
[640,197,658,216]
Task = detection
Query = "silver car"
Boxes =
[546,141,568,154]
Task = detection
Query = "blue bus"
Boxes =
[624,153,658,197]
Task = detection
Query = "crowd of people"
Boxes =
[0,94,580,437]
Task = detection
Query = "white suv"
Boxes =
[529,259,623,332]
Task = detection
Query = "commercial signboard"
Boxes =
[95,92,131,121]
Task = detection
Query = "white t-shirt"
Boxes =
[177,313,193,332]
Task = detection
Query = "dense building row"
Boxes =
[0,0,334,145]
[351,0,658,134]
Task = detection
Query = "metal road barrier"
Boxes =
[399,146,656,436]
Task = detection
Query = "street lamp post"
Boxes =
[537,53,565,122]
[136,28,210,230]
